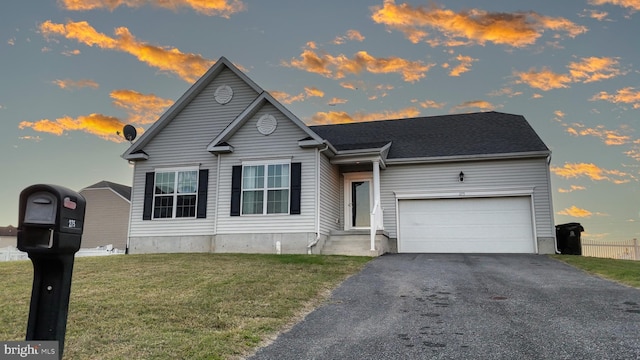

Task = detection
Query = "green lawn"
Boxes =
[0,254,370,359]
[552,255,640,288]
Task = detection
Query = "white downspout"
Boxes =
[547,153,560,254]
[213,154,221,252]
[125,161,135,254]
[308,144,329,254]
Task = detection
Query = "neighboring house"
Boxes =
[0,225,17,248]
[122,57,555,256]
[79,181,131,251]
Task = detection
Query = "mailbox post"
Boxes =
[17,184,86,360]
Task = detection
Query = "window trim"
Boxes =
[240,159,291,216]
[152,166,200,220]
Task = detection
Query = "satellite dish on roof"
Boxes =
[123,124,137,142]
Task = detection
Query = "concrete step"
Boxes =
[322,233,375,256]
[321,230,391,256]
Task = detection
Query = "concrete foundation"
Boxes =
[537,237,557,254]
[128,235,213,254]
[213,232,317,254]
[127,233,555,255]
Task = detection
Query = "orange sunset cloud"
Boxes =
[18,89,170,141]
[19,113,128,142]
[414,99,446,109]
[309,107,420,125]
[580,9,610,21]
[327,97,348,106]
[487,88,523,98]
[514,68,573,91]
[284,49,435,83]
[333,29,365,44]
[59,0,246,17]
[451,100,497,112]
[558,185,587,193]
[564,123,631,145]
[110,90,173,125]
[305,87,324,98]
[270,91,305,105]
[590,87,640,108]
[52,78,99,90]
[514,56,621,91]
[370,0,587,47]
[589,0,640,11]
[270,87,324,105]
[448,54,477,77]
[557,205,595,218]
[40,20,213,83]
[568,57,622,83]
[551,162,632,184]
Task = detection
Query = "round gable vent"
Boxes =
[257,114,277,135]
[214,85,233,104]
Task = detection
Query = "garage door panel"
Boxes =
[398,197,534,253]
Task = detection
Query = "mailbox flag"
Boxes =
[63,197,77,210]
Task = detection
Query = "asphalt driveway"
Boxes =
[248,254,640,360]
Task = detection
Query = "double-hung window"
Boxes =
[241,162,290,215]
[153,168,198,219]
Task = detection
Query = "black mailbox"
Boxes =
[18,184,86,253]
[17,184,86,360]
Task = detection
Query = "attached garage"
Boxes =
[397,196,535,254]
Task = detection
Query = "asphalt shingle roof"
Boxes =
[84,181,132,201]
[309,111,549,159]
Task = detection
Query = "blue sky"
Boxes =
[1,0,639,242]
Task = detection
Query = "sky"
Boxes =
[1,0,639,243]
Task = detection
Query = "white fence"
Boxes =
[0,246,125,262]
[581,238,640,260]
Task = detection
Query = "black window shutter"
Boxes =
[230,165,242,216]
[290,162,301,215]
[143,172,155,220]
[196,169,209,218]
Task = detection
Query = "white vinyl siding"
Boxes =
[319,153,341,234]
[381,158,554,239]
[216,103,316,234]
[129,68,259,237]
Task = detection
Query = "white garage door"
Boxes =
[398,196,535,253]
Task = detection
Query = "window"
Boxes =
[153,169,198,219]
[241,163,290,215]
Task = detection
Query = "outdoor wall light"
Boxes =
[459,171,465,182]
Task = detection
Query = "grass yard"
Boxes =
[552,255,640,288]
[0,253,370,359]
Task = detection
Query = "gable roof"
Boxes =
[122,57,263,160]
[82,181,132,202]
[207,91,324,152]
[120,56,548,164]
[310,111,550,162]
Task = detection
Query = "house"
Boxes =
[79,181,131,251]
[122,57,555,256]
[0,225,17,248]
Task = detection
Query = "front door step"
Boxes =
[321,231,389,256]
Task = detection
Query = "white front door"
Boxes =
[344,173,372,230]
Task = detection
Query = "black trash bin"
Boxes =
[555,222,584,255]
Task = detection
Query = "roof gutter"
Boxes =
[385,150,551,165]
